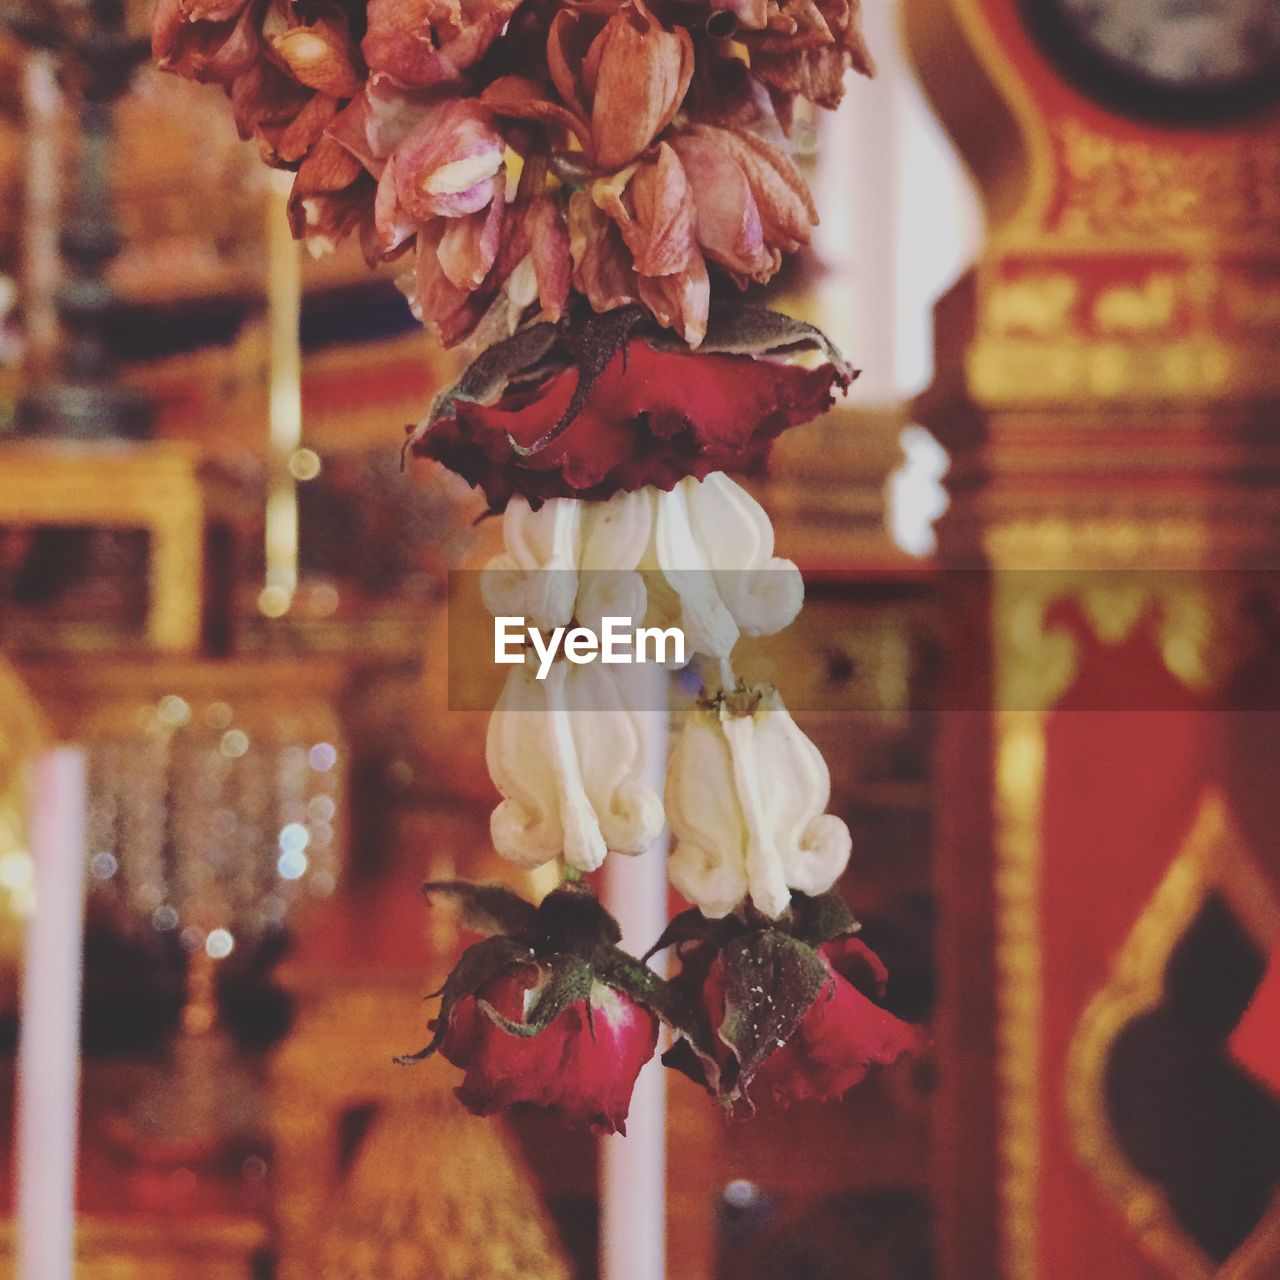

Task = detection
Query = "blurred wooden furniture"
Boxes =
[0,441,207,650]
[19,653,349,740]
[0,1059,270,1279]
[759,405,926,572]
[0,1216,268,1278]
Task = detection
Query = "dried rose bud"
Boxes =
[384,98,506,224]
[663,915,923,1116]
[545,1,694,170]
[267,13,364,99]
[400,882,678,1135]
[440,967,659,1133]
[362,0,524,86]
[591,146,709,346]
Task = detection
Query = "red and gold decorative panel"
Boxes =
[990,571,1280,1280]
[910,0,1280,408]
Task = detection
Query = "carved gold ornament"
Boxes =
[1052,122,1280,243]
[989,553,1250,1280]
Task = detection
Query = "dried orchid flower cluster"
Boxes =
[154,0,871,350]
[156,0,921,1130]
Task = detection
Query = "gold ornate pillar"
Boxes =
[906,0,1280,1276]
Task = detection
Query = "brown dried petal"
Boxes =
[153,0,259,84]
[691,123,816,253]
[374,162,420,256]
[409,226,471,337]
[547,9,598,121]
[753,47,846,109]
[288,131,368,236]
[527,196,571,321]
[714,0,770,29]
[439,0,527,71]
[817,0,874,73]
[230,62,312,142]
[273,90,340,165]
[601,144,696,279]
[568,191,641,315]
[756,0,831,49]
[436,180,507,290]
[272,18,365,98]
[589,8,693,170]
[389,99,505,221]
[637,253,709,347]
[482,76,590,147]
[670,132,771,277]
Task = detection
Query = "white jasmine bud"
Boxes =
[665,687,850,918]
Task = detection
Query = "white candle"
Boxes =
[16,748,88,1280]
[599,666,669,1280]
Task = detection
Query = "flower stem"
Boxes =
[719,655,736,694]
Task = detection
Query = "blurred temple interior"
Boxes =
[0,0,1278,1277]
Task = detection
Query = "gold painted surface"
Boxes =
[270,980,571,1280]
[985,274,1080,336]
[1092,274,1179,336]
[989,563,1232,710]
[993,706,1047,1280]
[1052,122,1280,243]
[1223,276,1280,331]
[0,662,44,945]
[987,530,1254,1280]
[916,0,1280,1272]
[984,518,1209,572]
[0,442,206,651]
[0,1217,268,1278]
[969,332,1279,405]
[0,659,44,807]
[1065,792,1280,1280]
[913,1,1280,406]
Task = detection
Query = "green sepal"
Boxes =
[534,880,623,954]
[405,876,719,1063]
[650,302,858,389]
[718,681,773,720]
[507,305,649,457]
[597,950,714,1059]
[787,889,861,949]
[478,957,595,1038]
[395,933,536,1065]
[716,931,831,1106]
[642,906,745,963]
[406,320,559,456]
[422,880,539,938]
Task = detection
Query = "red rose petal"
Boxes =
[440,969,659,1134]
[418,339,841,508]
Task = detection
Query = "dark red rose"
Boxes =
[416,335,846,509]
[743,936,922,1112]
[400,880,672,1134]
[153,0,365,166]
[439,965,659,1134]
[665,928,922,1116]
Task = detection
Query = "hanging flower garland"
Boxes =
[155,0,922,1130]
